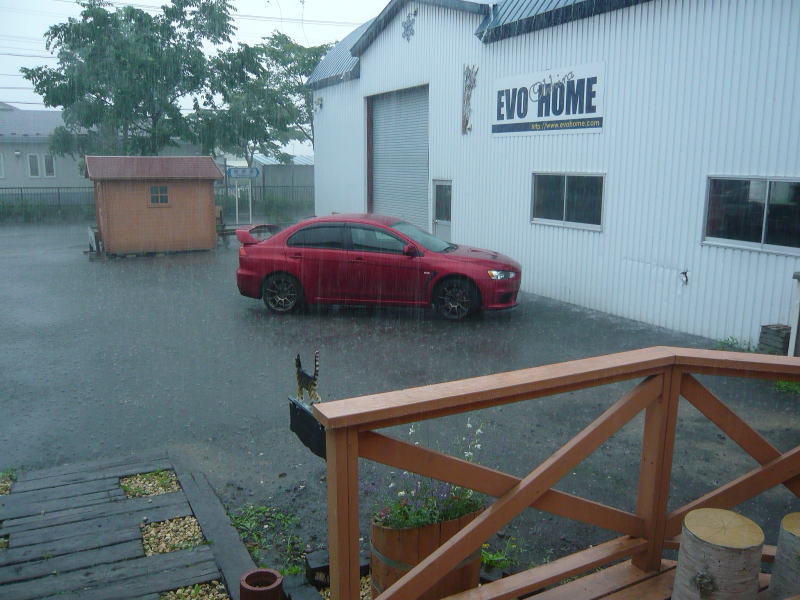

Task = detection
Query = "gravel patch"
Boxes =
[319,576,371,600]
[0,470,15,495]
[121,470,180,497]
[142,516,205,555]
[159,580,230,600]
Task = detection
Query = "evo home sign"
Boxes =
[492,63,604,135]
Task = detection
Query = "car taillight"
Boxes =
[239,246,246,257]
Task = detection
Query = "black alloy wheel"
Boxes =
[263,273,302,314]
[435,278,479,320]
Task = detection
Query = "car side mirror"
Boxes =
[403,244,420,257]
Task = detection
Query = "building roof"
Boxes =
[307,20,373,90]
[0,104,66,139]
[311,0,653,90]
[476,0,653,43]
[85,156,223,181]
[349,0,490,57]
[254,154,314,166]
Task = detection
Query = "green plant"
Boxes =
[372,419,486,529]
[0,536,8,550]
[713,337,755,353]
[229,504,305,576]
[776,380,800,394]
[0,468,16,495]
[481,537,519,570]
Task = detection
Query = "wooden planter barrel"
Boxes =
[370,511,482,600]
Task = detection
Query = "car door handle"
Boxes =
[289,253,303,259]
[351,256,366,262]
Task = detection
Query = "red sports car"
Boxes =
[236,214,521,320]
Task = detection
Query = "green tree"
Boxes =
[259,32,332,147]
[190,44,299,167]
[22,0,234,156]
[190,33,332,164]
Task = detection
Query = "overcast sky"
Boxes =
[0,0,387,109]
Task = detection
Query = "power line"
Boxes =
[0,52,56,59]
[45,0,363,27]
[0,74,26,77]
[1,99,198,112]
[0,86,33,90]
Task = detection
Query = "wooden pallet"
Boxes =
[525,559,771,599]
[0,454,254,600]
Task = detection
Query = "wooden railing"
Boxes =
[312,347,800,600]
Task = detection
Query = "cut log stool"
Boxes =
[673,508,764,599]
[771,513,800,600]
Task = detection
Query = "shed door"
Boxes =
[369,85,429,231]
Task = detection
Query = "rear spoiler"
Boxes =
[235,224,280,245]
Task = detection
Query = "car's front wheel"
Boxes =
[262,273,302,314]
[434,278,479,320]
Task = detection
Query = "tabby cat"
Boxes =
[295,351,321,404]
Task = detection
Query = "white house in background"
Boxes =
[0,102,203,190]
[309,0,800,347]
[0,102,87,188]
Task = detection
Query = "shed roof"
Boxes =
[85,156,223,181]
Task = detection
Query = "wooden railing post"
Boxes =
[632,366,681,572]
[326,427,360,600]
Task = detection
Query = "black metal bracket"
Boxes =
[288,396,326,460]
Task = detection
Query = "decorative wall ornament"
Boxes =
[402,9,418,42]
[462,64,479,134]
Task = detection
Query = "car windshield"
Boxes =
[391,221,454,252]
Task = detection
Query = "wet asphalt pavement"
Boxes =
[1,222,797,566]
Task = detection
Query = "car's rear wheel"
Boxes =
[434,278,479,320]
[262,273,302,314]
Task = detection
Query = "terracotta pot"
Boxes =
[240,568,284,600]
[370,511,482,600]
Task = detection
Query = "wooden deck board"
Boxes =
[7,499,192,548]
[0,528,141,568]
[10,459,174,494]
[1,546,217,600]
[527,560,676,600]
[0,478,121,514]
[12,453,169,483]
[0,489,125,522]
[0,540,144,585]
[0,456,255,599]
[0,492,186,534]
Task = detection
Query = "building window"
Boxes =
[43,154,55,177]
[28,154,40,177]
[705,178,800,250]
[150,185,169,205]
[532,173,603,227]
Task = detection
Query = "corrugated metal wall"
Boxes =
[313,0,800,345]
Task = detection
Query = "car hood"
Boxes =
[439,245,521,270]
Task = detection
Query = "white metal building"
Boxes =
[309,0,800,348]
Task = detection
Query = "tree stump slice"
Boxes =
[673,508,764,600]
[771,513,800,600]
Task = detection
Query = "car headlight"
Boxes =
[488,270,516,280]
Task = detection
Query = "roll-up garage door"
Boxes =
[370,85,429,231]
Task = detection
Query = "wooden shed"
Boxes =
[86,156,223,254]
